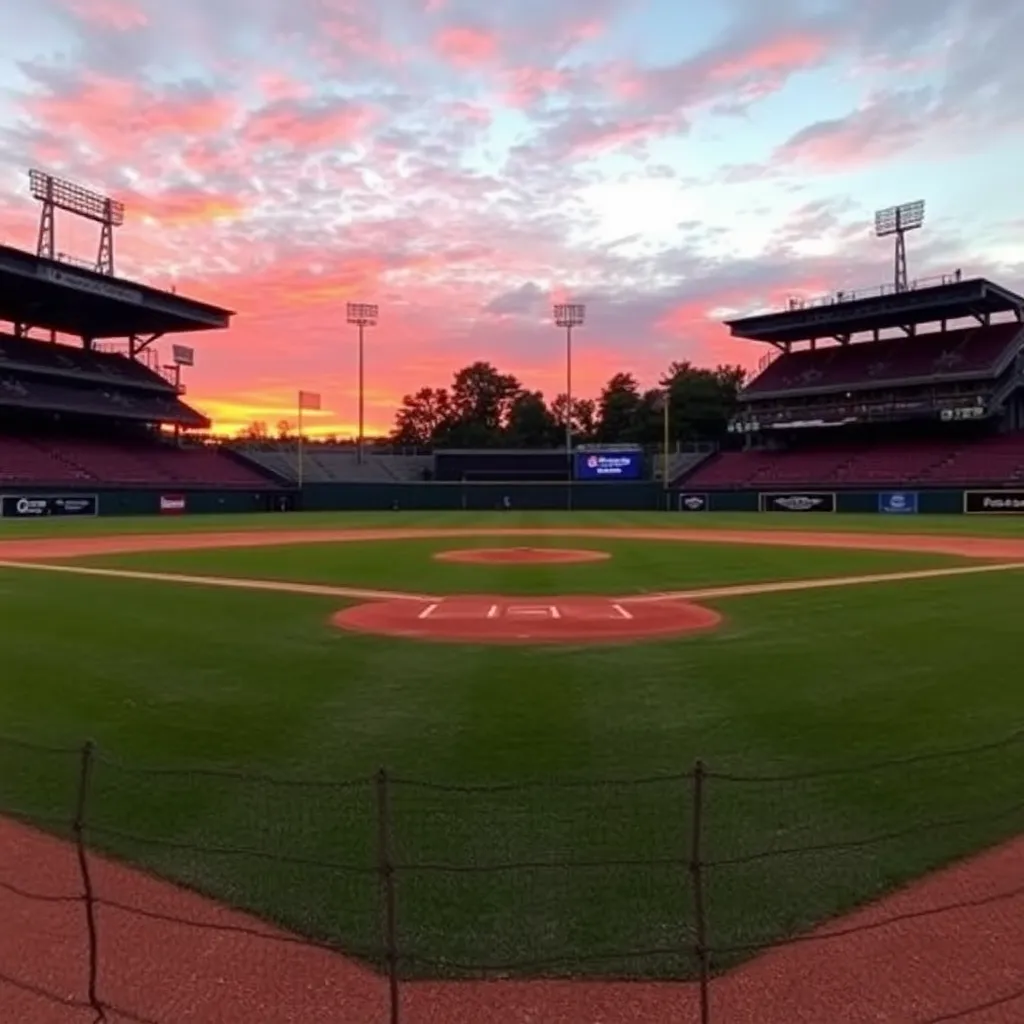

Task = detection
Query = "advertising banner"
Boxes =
[964,490,1024,514]
[677,493,708,512]
[879,491,918,514]
[759,492,836,513]
[575,451,642,480]
[159,494,187,514]
[1,494,98,517]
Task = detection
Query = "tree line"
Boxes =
[235,360,746,447]
[390,360,745,447]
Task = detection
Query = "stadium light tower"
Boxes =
[29,168,125,276]
[874,200,925,294]
[553,302,585,465]
[346,302,378,463]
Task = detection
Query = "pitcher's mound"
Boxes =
[434,547,610,565]
[332,595,721,645]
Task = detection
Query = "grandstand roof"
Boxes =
[726,276,1024,345]
[0,244,233,338]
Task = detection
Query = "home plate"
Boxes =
[331,595,721,645]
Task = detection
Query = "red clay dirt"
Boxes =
[433,545,610,564]
[4,525,1024,561]
[3,814,1023,1023]
[332,594,720,644]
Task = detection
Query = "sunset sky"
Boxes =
[0,0,1021,436]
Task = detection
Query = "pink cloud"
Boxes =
[434,26,500,67]
[22,74,235,152]
[240,99,375,149]
[62,0,147,30]
[772,95,924,170]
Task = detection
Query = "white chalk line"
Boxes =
[0,560,437,603]
[2,557,1024,609]
[622,560,1024,604]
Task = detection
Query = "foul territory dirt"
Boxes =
[333,594,721,643]
[2,813,1023,1023]
[433,545,610,564]
[4,525,1024,561]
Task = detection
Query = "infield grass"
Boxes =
[1,512,1023,978]
[72,534,967,595]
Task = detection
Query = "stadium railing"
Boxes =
[1,731,1023,1023]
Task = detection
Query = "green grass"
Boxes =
[5,507,1024,538]
[76,535,965,595]
[1,512,1024,979]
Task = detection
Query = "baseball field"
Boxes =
[2,509,1024,989]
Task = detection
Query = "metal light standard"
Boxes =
[874,200,925,294]
[553,303,585,491]
[346,302,378,463]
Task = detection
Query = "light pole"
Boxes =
[553,303,585,488]
[874,200,925,294]
[346,302,378,463]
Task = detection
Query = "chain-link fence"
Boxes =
[2,730,1024,1023]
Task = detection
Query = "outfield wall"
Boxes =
[3,482,1024,516]
[0,487,294,518]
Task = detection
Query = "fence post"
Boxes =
[73,740,105,1022]
[690,759,710,1024]
[375,768,401,1024]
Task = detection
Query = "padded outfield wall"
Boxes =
[2,483,1024,516]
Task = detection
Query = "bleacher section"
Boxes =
[0,333,170,388]
[0,334,208,427]
[744,324,1022,397]
[0,436,273,487]
[685,434,1024,489]
[238,447,431,483]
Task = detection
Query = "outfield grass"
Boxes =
[1,513,1024,978]
[5,507,1024,538]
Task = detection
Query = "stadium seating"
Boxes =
[238,447,431,483]
[0,374,206,426]
[745,324,1023,396]
[0,436,273,487]
[0,334,169,388]
[685,434,1024,488]
[0,436,91,484]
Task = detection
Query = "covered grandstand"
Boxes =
[681,273,1024,492]
[0,171,283,508]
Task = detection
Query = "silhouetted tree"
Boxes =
[506,390,558,447]
[442,362,522,446]
[660,361,745,442]
[595,373,643,443]
[392,387,452,446]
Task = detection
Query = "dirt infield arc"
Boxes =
[434,546,610,564]
[334,594,721,643]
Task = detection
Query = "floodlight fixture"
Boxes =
[874,200,925,238]
[554,303,585,328]
[346,302,379,462]
[29,170,125,226]
[346,301,379,326]
[29,168,125,274]
[874,199,926,293]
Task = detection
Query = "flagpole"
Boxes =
[297,394,304,489]
[662,389,670,490]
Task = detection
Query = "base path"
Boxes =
[333,595,722,644]
[433,546,610,565]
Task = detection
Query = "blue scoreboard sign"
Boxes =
[575,451,642,480]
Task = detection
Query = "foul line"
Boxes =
[0,561,437,603]
[2,558,1024,608]
[622,560,1024,604]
